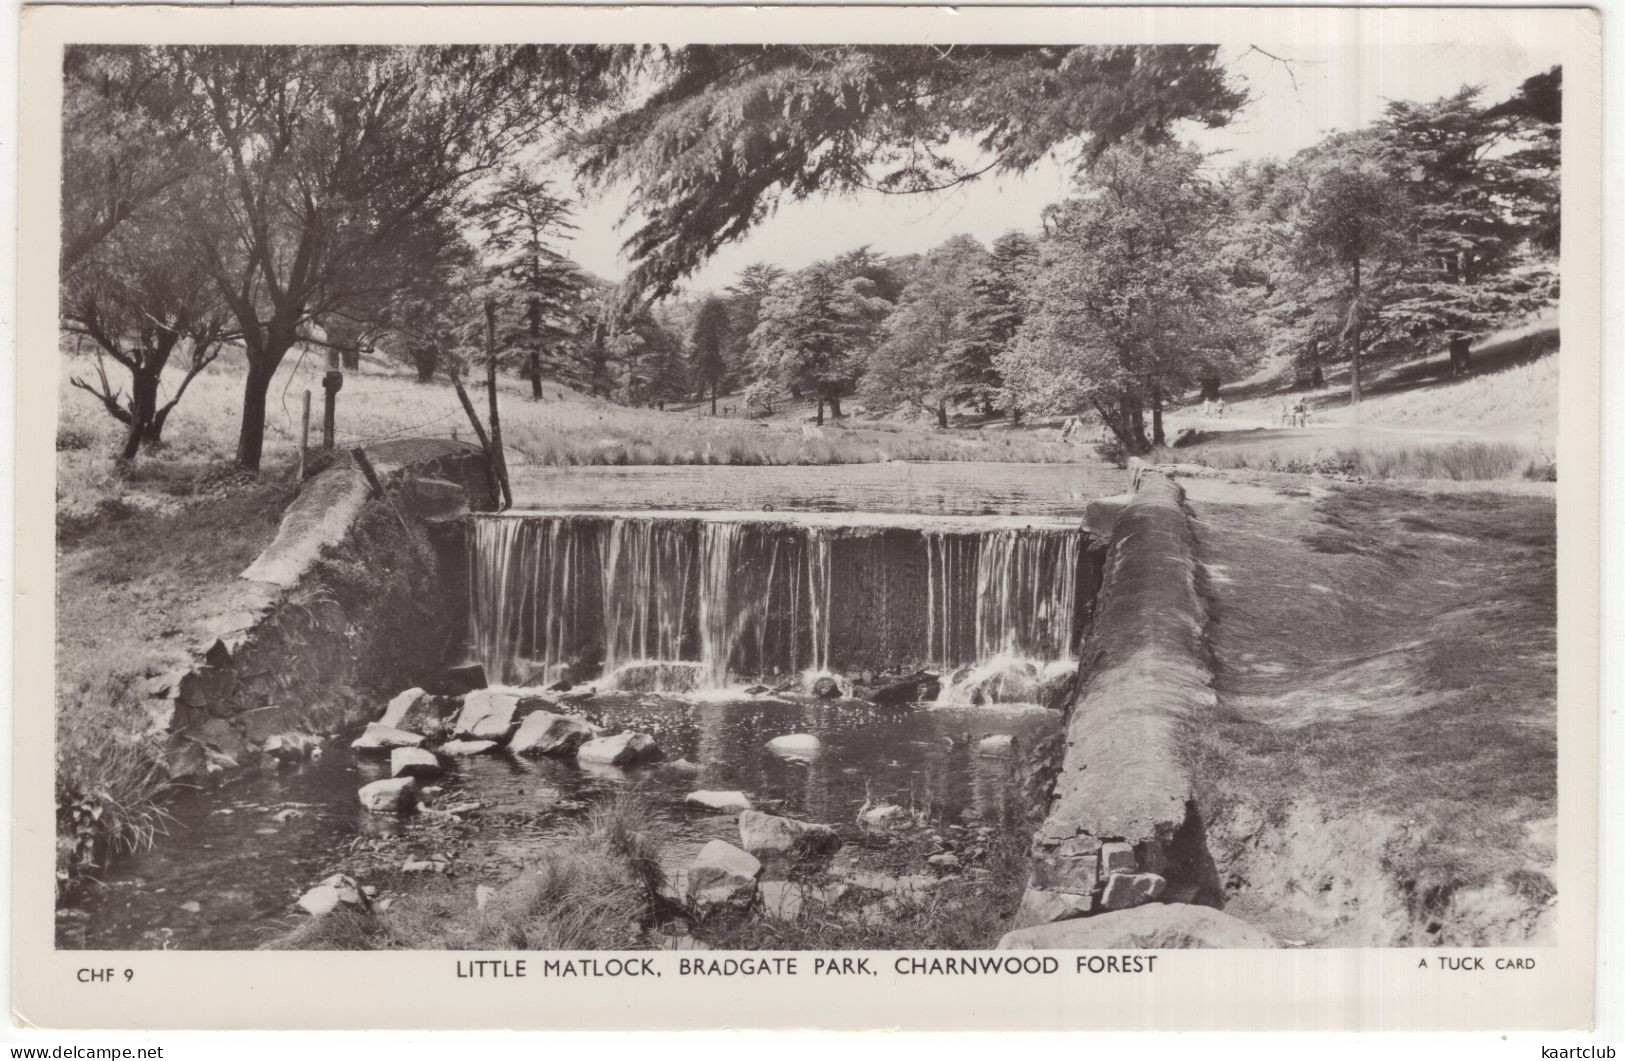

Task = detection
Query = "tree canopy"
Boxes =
[571,45,1245,300]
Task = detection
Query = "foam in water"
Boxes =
[468,514,1085,698]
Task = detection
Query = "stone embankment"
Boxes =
[1002,465,1271,948]
[144,439,492,785]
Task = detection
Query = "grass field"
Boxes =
[1156,322,1560,482]
[1187,482,1556,945]
[56,343,1087,524]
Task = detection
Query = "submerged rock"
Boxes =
[439,739,499,757]
[975,734,1015,757]
[738,809,842,866]
[686,840,761,910]
[263,733,321,764]
[687,791,753,813]
[661,758,702,775]
[859,671,941,707]
[297,873,369,916]
[998,904,1277,950]
[350,722,426,752]
[609,661,705,694]
[508,711,599,757]
[390,747,442,779]
[765,733,821,757]
[577,731,662,766]
[858,803,909,832]
[358,778,418,814]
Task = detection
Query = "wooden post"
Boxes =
[451,368,501,505]
[484,300,513,511]
[351,447,385,499]
[297,389,311,481]
[321,370,343,450]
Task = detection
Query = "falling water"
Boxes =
[468,514,1087,693]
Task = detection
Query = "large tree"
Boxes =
[688,297,733,414]
[955,230,1038,416]
[1290,144,1415,404]
[167,45,615,470]
[863,234,989,427]
[60,47,206,275]
[1001,145,1255,453]
[471,173,585,399]
[62,193,234,460]
[1373,76,1561,373]
[572,45,1245,300]
[750,257,894,424]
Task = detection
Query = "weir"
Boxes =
[467,512,1098,692]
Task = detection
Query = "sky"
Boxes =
[553,40,1563,297]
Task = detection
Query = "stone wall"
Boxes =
[148,440,494,784]
[1011,466,1226,932]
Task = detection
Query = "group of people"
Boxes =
[1200,397,1227,419]
[1279,397,1313,427]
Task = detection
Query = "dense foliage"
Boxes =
[59,44,1560,464]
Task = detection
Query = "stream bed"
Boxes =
[60,691,1060,950]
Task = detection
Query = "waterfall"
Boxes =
[468,514,1086,694]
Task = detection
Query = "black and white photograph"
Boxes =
[9,2,1609,1033]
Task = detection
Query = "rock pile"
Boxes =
[347,669,663,816]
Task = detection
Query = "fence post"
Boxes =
[321,370,343,450]
[297,389,311,480]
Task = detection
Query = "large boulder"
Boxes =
[686,791,753,813]
[997,904,1277,950]
[358,777,417,814]
[686,840,761,910]
[577,731,662,766]
[508,711,599,757]
[380,687,430,730]
[454,689,523,742]
[810,675,842,700]
[390,747,443,779]
[297,874,369,916]
[738,809,842,866]
[350,722,426,753]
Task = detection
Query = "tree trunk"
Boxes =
[815,399,825,426]
[1199,373,1221,403]
[1448,336,1473,376]
[828,396,844,419]
[528,303,544,400]
[413,346,437,384]
[235,359,276,471]
[1349,259,1363,406]
[1151,387,1166,448]
[936,402,948,429]
[341,348,360,371]
[120,367,160,461]
[710,383,718,416]
[1128,399,1150,454]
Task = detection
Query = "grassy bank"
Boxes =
[55,472,297,889]
[1186,481,1556,945]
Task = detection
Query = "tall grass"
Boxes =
[270,789,664,951]
[1164,438,1551,482]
